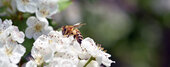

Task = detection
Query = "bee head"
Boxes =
[62,26,67,35]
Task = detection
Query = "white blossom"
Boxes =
[7,26,25,43]
[25,16,53,40]
[26,35,54,66]
[81,37,115,67]
[36,0,59,21]
[15,0,37,13]
[0,43,26,64]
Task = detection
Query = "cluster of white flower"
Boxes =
[15,0,59,22]
[0,19,26,67]
[26,31,114,67]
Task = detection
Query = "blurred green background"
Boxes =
[1,0,170,67]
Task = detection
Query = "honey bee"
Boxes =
[61,23,85,44]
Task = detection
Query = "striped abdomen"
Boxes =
[73,29,83,44]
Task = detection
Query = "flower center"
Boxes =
[35,56,44,65]
[40,9,49,17]
[34,23,42,32]
[0,29,4,34]
[5,47,13,56]
[48,40,53,44]
[22,0,29,4]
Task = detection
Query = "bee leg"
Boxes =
[73,35,76,38]
[77,39,82,44]
[67,35,70,37]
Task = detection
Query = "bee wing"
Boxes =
[74,23,86,28]
[74,23,81,26]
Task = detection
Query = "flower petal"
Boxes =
[16,0,26,12]
[25,27,35,39]
[26,16,38,27]
[10,45,26,64]
[26,60,37,67]
[35,11,48,23]
[42,26,53,34]
[0,60,17,67]
[25,3,37,13]
[33,32,42,40]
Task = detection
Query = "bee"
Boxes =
[61,23,85,44]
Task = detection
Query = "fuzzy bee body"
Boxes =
[61,23,85,44]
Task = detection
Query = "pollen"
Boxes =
[22,0,29,5]
[35,56,44,66]
[40,9,49,17]
[34,23,42,32]
[49,40,53,44]
[5,47,13,56]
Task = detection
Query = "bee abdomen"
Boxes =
[75,32,83,44]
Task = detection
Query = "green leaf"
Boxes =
[0,6,7,13]
[58,0,72,11]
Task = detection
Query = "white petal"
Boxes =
[87,60,99,67]
[31,46,39,59]
[0,60,17,67]
[78,60,99,67]
[49,58,77,67]
[38,20,48,28]
[16,0,26,12]
[10,45,26,64]
[15,32,25,43]
[0,49,9,63]
[0,19,2,24]
[9,26,25,43]
[26,60,37,67]
[11,0,17,13]
[81,37,97,56]
[72,40,82,53]
[35,11,48,23]
[26,16,38,27]
[25,27,35,39]
[95,56,102,65]
[101,58,114,67]
[59,59,76,67]
[43,48,54,63]
[3,19,12,29]
[25,3,37,13]
[42,26,53,34]
[6,36,18,46]
[33,32,42,40]
[47,1,58,17]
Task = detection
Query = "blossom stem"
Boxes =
[83,56,95,67]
